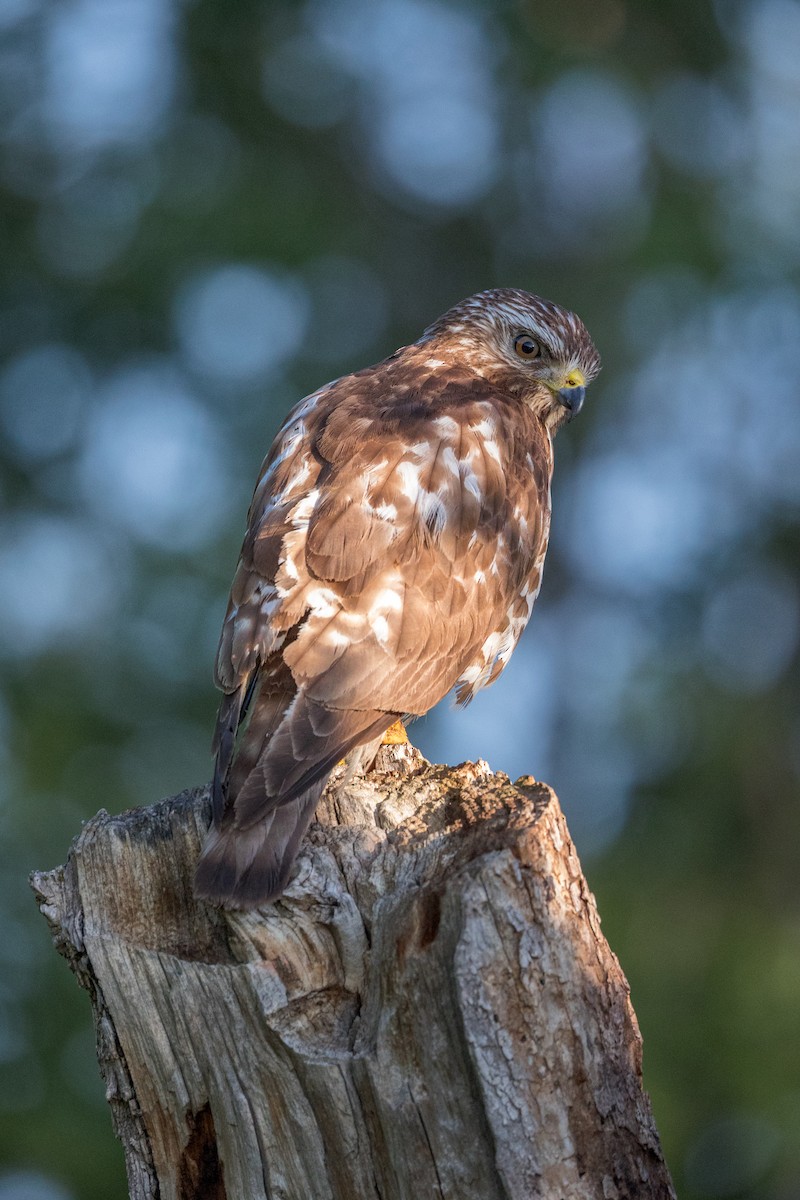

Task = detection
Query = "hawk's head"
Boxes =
[421,288,601,433]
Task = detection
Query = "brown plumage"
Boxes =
[194,288,600,908]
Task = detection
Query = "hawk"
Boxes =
[195,288,600,908]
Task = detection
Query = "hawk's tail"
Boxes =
[195,683,400,909]
[194,780,325,909]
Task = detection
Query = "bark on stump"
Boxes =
[31,744,675,1200]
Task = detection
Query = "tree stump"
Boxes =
[31,744,675,1200]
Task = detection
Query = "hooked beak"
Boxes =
[557,385,585,420]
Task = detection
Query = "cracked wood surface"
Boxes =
[31,744,675,1200]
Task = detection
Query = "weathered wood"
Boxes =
[31,744,675,1200]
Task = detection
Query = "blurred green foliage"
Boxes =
[1,0,799,1197]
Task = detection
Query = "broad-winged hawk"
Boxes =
[195,288,600,908]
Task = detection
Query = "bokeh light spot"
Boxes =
[0,514,120,658]
[0,1174,74,1200]
[567,450,714,591]
[174,264,309,385]
[43,0,176,150]
[652,73,746,178]
[532,69,648,239]
[0,343,91,462]
[78,363,233,550]
[310,0,500,208]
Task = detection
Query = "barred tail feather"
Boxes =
[194,781,324,909]
[196,681,400,908]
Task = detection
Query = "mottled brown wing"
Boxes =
[213,386,330,695]
[244,385,545,806]
[198,366,552,905]
[284,393,550,714]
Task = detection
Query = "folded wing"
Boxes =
[196,365,551,907]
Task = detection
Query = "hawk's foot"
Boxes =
[381,720,408,745]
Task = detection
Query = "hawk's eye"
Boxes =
[514,335,540,360]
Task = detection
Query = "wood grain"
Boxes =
[32,744,675,1200]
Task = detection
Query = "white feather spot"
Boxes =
[370,587,403,614]
[481,630,506,661]
[290,488,319,527]
[305,585,340,619]
[284,457,311,494]
[463,471,482,501]
[441,445,460,475]
[420,490,447,534]
[372,615,390,644]
[397,460,421,499]
[280,549,299,582]
[291,392,321,421]
[459,663,483,684]
[483,439,502,464]
[434,415,460,435]
[262,421,306,479]
[258,591,278,617]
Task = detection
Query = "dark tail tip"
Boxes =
[193,786,323,910]
[193,823,287,910]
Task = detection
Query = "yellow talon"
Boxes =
[381,720,409,745]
